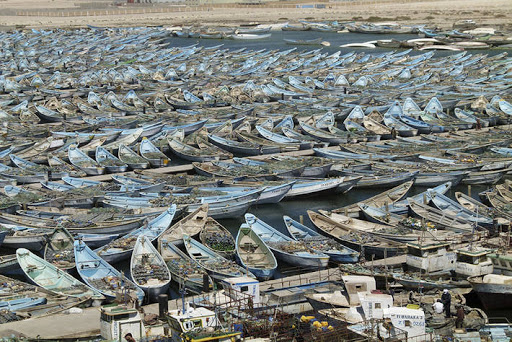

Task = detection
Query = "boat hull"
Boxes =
[470,282,512,311]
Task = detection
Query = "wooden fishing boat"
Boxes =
[394,273,470,290]
[383,181,452,215]
[2,227,51,251]
[454,192,502,220]
[40,181,74,192]
[351,171,418,189]
[0,211,145,235]
[159,239,210,294]
[17,248,101,300]
[44,227,75,271]
[95,205,177,264]
[333,180,413,217]
[183,235,255,281]
[77,233,119,249]
[408,201,475,233]
[199,217,235,259]
[283,215,359,263]
[139,137,170,167]
[285,177,359,198]
[95,146,128,173]
[307,211,405,259]
[255,125,314,150]
[68,144,105,176]
[428,190,493,227]
[15,138,54,159]
[0,296,48,312]
[130,235,171,302]
[158,204,208,246]
[168,138,231,162]
[10,154,68,180]
[461,168,509,185]
[413,170,469,187]
[229,33,271,40]
[102,128,143,151]
[0,163,46,184]
[284,38,323,45]
[74,240,144,303]
[47,154,87,178]
[118,144,149,170]
[235,223,277,280]
[245,213,329,269]
[300,122,348,144]
[0,254,19,274]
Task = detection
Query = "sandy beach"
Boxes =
[0,0,511,30]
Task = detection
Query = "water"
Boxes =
[165,30,511,57]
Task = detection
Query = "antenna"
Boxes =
[470,206,478,252]
[180,284,186,315]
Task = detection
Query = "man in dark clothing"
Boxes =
[456,306,465,329]
[441,289,451,318]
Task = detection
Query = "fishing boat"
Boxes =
[199,217,235,259]
[139,137,170,167]
[245,213,329,269]
[10,154,68,180]
[95,146,128,173]
[468,274,512,311]
[408,200,475,233]
[208,134,266,156]
[393,273,470,290]
[285,177,360,198]
[228,33,271,40]
[130,235,171,302]
[77,233,119,249]
[74,240,144,304]
[255,125,314,150]
[383,181,452,215]
[44,227,75,271]
[307,211,405,259]
[68,144,105,176]
[17,248,101,300]
[118,144,149,170]
[0,296,48,313]
[300,122,348,144]
[235,223,277,280]
[183,235,255,281]
[283,216,359,263]
[284,38,323,45]
[158,204,208,246]
[428,190,494,227]
[333,180,413,217]
[95,205,177,263]
[168,138,231,162]
[3,226,51,251]
[159,239,210,294]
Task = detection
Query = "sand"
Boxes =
[0,0,510,30]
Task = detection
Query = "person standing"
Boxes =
[441,289,451,318]
[456,306,465,329]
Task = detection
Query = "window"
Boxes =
[404,320,411,327]
[375,303,381,309]
[240,286,249,292]
[193,320,202,328]
[183,321,194,331]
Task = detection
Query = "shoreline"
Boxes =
[0,0,511,30]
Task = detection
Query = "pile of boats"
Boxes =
[0,25,510,333]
